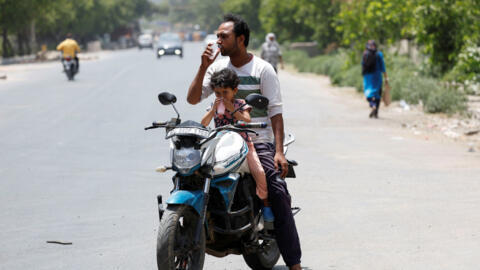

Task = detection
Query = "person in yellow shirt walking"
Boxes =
[56,33,81,75]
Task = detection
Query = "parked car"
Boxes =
[138,34,153,49]
[156,33,183,58]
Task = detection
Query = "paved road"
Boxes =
[1,43,479,270]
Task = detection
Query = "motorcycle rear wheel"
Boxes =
[156,205,205,270]
[243,238,280,270]
[66,69,74,80]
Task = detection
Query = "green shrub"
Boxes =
[283,50,309,68]
[424,86,467,114]
[284,49,467,114]
[340,65,363,91]
[444,42,480,95]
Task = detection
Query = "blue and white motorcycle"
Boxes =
[145,92,298,270]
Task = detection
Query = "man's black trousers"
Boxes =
[254,143,302,267]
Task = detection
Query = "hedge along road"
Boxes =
[0,42,479,270]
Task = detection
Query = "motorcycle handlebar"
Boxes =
[234,122,268,129]
[214,125,258,136]
[144,121,168,130]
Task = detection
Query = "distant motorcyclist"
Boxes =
[56,33,80,73]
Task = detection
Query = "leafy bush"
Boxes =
[339,65,363,91]
[283,50,309,68]
[284,49,467,114]
[444,42,480,95]
[424,86,467,114]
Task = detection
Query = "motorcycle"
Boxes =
[62,56,78,81]
[145,92,299,270]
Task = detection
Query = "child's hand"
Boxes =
[212,97,222,111]
[223,99,235,112]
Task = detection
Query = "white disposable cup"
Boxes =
[217,100,225,115]
[209,43,219,60]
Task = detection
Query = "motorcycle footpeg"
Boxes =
[264,220,274,231]
[259,233,276,241]
[291,207,301,216]
[155,166,171,173]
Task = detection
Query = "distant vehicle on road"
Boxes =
[62,56,78,81]
[156,33,183,59]
[138,34,153,49]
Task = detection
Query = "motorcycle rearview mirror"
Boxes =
[158,92,177,105]
[158,92,180,120]
[245,93,269,109]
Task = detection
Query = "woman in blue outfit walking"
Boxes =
[362,40,389,118]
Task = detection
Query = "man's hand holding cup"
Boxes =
[201,43,220,69]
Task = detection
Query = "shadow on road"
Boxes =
[273,266,313,270]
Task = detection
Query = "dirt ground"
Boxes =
[285,66,480,154]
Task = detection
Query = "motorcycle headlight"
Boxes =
[172,147,201,175]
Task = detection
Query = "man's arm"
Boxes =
[74,41,80,53]
[56,42,64,51]
[271,113,288,178]
[187,44,219,105]
[187,66,209,105]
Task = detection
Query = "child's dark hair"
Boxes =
[223,13,250,47]
[210,68,239,90]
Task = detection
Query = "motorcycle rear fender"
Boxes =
[166,190,204,215]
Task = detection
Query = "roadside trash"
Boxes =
[443,130,460,139]
[465,129,480,136]
[0,74,6,80]
[468,147,475,152]
[399,100,410,111]
[46,241,72,245]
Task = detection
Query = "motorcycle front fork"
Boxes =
[157,177,210,247]
[194,178,211,246]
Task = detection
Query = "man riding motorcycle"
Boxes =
[56,33,80,74]
[187,14,302,270]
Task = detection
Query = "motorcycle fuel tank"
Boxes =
[211,131,248,177]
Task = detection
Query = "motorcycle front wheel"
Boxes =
[156,205,205,270]
[243,238,280,270]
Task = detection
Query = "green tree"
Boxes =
[258,0,340,49]
[1,0,155,56]
[0,0,53,56]
[194,0,225,33]
[413,0,480,74]
[335,0,414,52]
[222,0,262,34]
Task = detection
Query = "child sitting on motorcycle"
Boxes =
[201,68,274,222]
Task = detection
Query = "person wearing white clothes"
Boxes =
[187,13,302,270]
[261,33,284,73]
